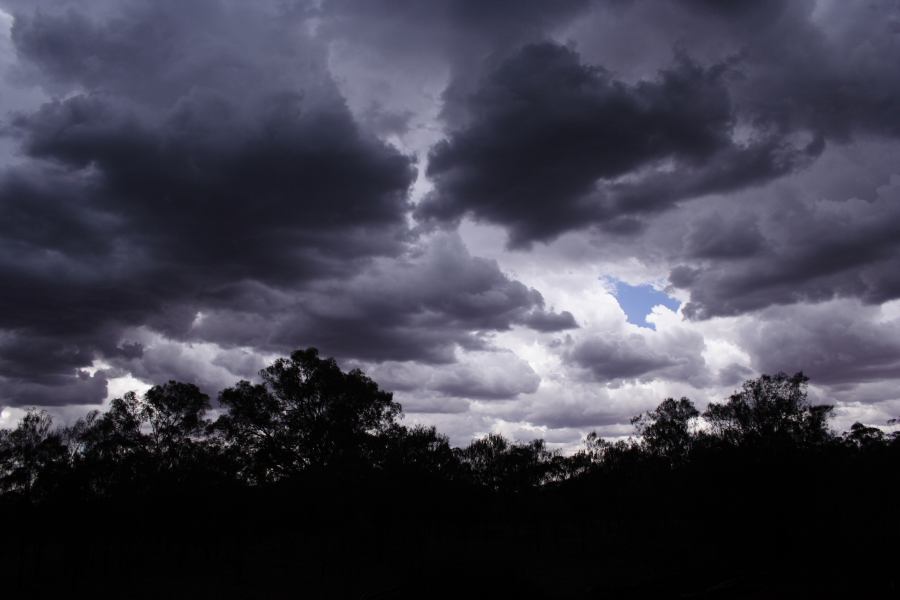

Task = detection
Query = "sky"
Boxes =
[1,0,900,446]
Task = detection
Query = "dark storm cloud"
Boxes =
[0,331,111,407]
[571,334,676,381]
[406,0,900,317]
[0,5,412,403]
[680,0,785,19]
[317,0,596,138]
[0,369,110,408]
[557,0,900,318]
[737,301,900,386]
[519,310,578,332]
[569,325,706,384]
[731,1,900,143]
[583,0,900,145]
[417,42,812,247]
[109,337,269,395]
[367,348,541,401]
[321,0,590,61]
[0,0,562,406]
[4,0,900,424]
[672,178,900,319]
[524,403,624,430]
[10,0,324,105]
[11,92,413,270]
[187,233,575,364]
[683,212,764,260]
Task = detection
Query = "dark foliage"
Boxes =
[1,351,897,598]
[702,371,834,447]
[213,348,401,482]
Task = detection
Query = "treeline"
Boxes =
[1,349,898,599]
[1,348,896,500]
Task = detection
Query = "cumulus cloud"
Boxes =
[570,0,900,146]
[186,232,573,363]
[0,0,418,402]
[368,348,540,402]
[0,368,109,407]
[672,172,900,319]
[320,0,591,76]
[2,0,900,448]
[0,0,566,406]
[417,42,814,247]
[569,321,707,385]
[107,329,271,395]
[736,300,900,386]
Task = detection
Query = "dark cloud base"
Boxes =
[418,41,818,247]
[0,1,569,405]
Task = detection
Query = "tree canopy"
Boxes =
[2,355,894,501]
[702,372,833,448]
[1,351,898,598]
[213,348,401,482]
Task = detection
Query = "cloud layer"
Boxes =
[2,0,899,445]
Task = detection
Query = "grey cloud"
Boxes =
[0,331,111,405]
[5,0,900,439]
[1,1,566,406]
[429,354,540,400]
[673,177,900,319]
[523,399,624,430]
[415,0,900,261]
[737,300,900,386]
[392,392,471,416]
[0,369,109,407]
[571,335,677,381]
[684,212,764,260]
[0,0,414,404]
[716,362,755,387]
[569,325,707,384]
[733,0,900,143]
[368,348,540,401]
[680,0,789,21]
[110,335,269,395]
[187,233,572,365]
[321,0,900,328]
[602,0,900,143]
[9,0,330,107]
[317,0,595,142]
[519,310,578,332]
[321,0,590,65]
[417,42,809,247]
[0,322,112,405]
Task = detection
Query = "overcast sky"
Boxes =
[2,0,899,446]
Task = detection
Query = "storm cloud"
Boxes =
[2,0,900,444]
[418,41,812,247]
[671,166,900,319]
[0,0,567,405]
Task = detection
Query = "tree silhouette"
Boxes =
[141,381,212,474]
[844,422,887,449]
[142,382,210,451]
[2,356,898,598]
[0,409,66,498]
[458,433,559,491]
[377,424,459,478]
[213,348,401,482]
[631,397,699,462]
[70,392,151,496]
[82,392,145,459]
[703,372,833,447]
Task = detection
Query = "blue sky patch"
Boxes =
[609,279,681,329]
